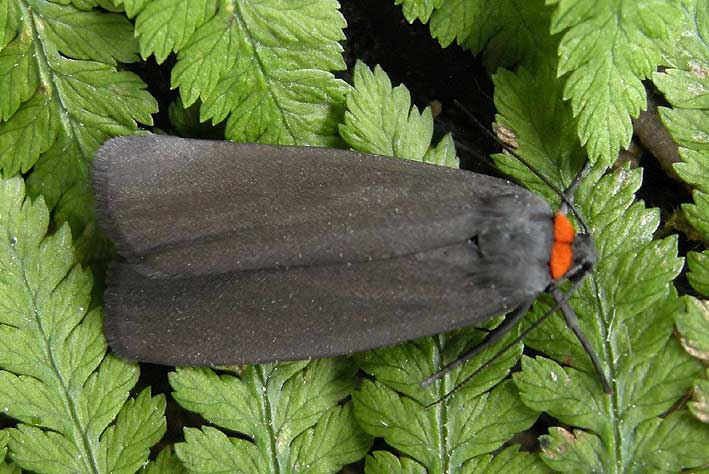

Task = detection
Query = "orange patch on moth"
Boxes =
[550,212,575,280]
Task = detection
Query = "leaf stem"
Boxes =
[256,365,281,474]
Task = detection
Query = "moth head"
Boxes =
[569,232,596,282]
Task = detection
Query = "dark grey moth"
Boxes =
[93,135,608,392]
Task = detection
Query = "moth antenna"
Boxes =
[558,161,593,235]
[451,99,591,235]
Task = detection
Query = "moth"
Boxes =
[93,135,610,393]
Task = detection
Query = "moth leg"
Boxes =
[551,287,612,394]
[420,300,532,387]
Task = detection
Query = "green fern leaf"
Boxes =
[142,447,188,474]
[170,360,371,474]
[0,2,156,261]
[167,0,349,146]
[134,0,217,64]
[548,0,683,165]
[0,177,166,474]
[395,0,442,24]
[653,1,709,301]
